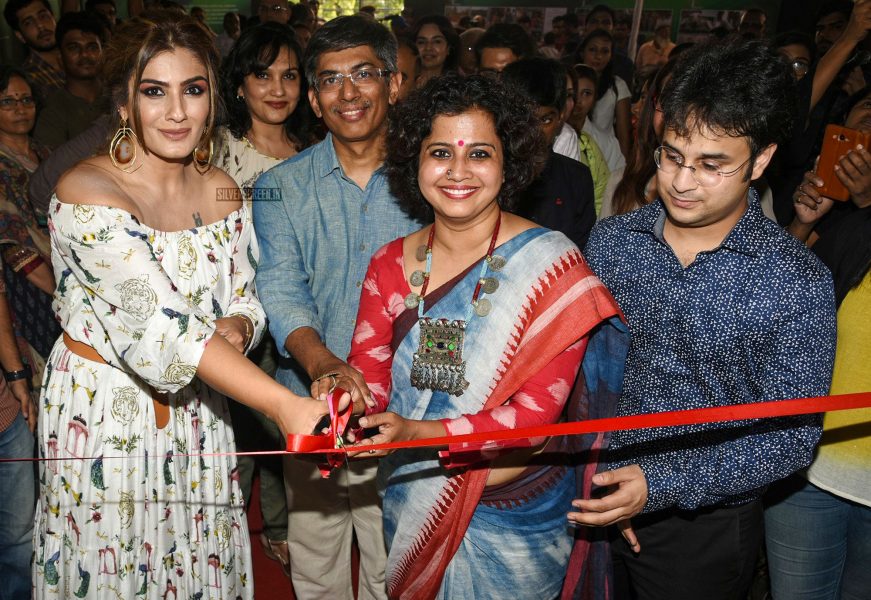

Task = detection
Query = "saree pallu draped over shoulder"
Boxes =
[379,229,629,600]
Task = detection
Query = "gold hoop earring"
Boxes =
[193,138,213,174]
[109,117,139,172]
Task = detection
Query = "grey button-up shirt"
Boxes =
[253,133,419,394]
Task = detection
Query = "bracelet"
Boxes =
[238,315,253,353]
[4,365,31,382]
[314,372,340,393]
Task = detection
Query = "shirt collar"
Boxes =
[315,132,388,182]
[628,188,768,257]
[315,132,342,178]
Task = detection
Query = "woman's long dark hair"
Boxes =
[220,22,313,150]
[577,29,616,101]
[611,59,677,215]
[412,14,460,72]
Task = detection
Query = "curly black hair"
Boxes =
[220,22,312,150]
[386,72,547,223]
[661,37,796,161]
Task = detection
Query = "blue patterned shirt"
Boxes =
[253,133,419,395]
[584,192,836,513]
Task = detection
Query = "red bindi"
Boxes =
[457,140,464,146]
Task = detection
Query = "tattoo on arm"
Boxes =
[192,211,203,227]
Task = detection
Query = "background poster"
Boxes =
[677,9,743,44]
[444,5,547,41]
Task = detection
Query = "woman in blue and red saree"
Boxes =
[347,73,628,600]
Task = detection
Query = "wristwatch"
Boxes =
[4,365,31,382]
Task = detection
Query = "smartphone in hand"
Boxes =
[816,124,870,201]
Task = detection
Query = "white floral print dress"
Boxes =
[34,198,265,599]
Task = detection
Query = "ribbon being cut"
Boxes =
[288,391,871,458]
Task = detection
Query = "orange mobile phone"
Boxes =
[816,124,870,202]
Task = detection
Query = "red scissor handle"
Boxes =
[285,387,352,478]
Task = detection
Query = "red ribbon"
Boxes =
[287,391,871,456]
[285,387,352,477]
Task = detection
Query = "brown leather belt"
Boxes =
[62,332,170,428]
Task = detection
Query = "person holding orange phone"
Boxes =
[790,86,871,244]
[767,84,871,600]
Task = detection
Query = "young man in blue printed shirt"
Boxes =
[567,39,837,600]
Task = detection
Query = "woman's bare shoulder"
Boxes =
[200,166,242,217]
[55,156,137,214]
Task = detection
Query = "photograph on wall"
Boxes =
[677,9,743,44]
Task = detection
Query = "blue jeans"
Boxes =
[0,412,36,600]
[765,475,871,600]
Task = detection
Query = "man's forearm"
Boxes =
[0,294,24,372]
[284,326,342,380]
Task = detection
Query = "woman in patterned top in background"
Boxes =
[34,12,332,599]
[215,21,314,578]
[0,65,61,394]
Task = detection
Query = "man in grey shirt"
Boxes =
[253,16,417,599]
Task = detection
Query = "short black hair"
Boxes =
[56,11,107,47]
[386,72,547,222]
[815,1,853,24]
[573,63,598,91]
[563,12,579,29]
[413,14,460,71]
[4,0,52,31]
[221,22,313,148]
[290,2,313,25]
[501,57,568,112]
[0,65,32,94]
[774,31,816,63]
[474,23,535,63]
[303,15,397,89]
[84,0,115,11]
[661,38,796,159]
[585,5,614,24]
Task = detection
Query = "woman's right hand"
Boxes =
[272,393,329,439]
[793,170,835,225]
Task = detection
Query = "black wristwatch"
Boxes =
[4,366,31,382]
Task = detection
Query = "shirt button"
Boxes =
[362,205,369,213]
[359,243,366,251]
[356,280,362,288]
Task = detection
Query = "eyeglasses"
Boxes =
[789,59,810,77]
[654,146,752,188]
[259,3,288,13]
[315,68,390,92]
[0,96,36,111]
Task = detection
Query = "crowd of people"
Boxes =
[0,1,867,599]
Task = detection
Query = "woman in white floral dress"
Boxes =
[33,12,331,599]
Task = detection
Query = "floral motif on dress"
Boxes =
[34,200,264,599]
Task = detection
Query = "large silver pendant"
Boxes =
[481,277,499,294]
[409,270,426,287]
[415,245,428,262]
[410,317,470,395]
[488,255,507,271]
[404,293,420,309]
[474,298,492,317]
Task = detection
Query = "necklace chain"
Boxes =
[415,211,502,319]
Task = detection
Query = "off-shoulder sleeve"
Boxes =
[223,207,266,351]
[51,203,216,393]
